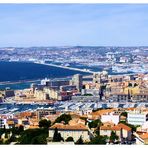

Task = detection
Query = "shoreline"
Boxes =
[0,61,146,86]
[0,79,41,85]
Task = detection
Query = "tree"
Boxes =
[75,136,84,144]
[128,83,132,87]
[54,114,72,125]
[18,128,48,144]
[88,119,102,129]
[134,83,138,87]
[39,119,51,128]
[110,131,119,143]
[120,112,127,117]
[31,134,47,144]
[66,137,74,142]
[88,135,108,144]
[52,128,63,142]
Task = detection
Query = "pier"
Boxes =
[34,62,94,74]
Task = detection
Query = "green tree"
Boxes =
[128,83,132,87]
[134,83,138,87]
[75,136,84,144]
[31,134,47,144]
[18,128,48,144]
[88,119,102,129]
[120,112,127,117]
[52,128,63,142]
[66,137,74,142]
[0,139,3,144]
[54,114,72,125]
[110,131,119,143]
[39,119,51,128]
[88,135,108,144]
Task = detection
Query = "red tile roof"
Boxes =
[49,123,88,131]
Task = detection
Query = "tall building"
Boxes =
[71,74,83,92]
[93,72,101,84]
[93,71,108,84]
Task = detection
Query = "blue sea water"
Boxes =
[0,61,90,82]
[0,61,89,89]
[0,61,133,90]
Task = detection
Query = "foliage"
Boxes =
[83,94,93,96]
[11,125,24,135]
[31,134,48,144]
[5,132,8,139]
[88,119,102,129]
[0,139,3,144]
[65,137,74,142]
[134,83,138,87]
[18,128,48,144]
[54,114,72,125]
[52,128,64,142]
[39,119,51,128]
[88,135,108,144]
[80,117,87,125]
[120,112,127,117]
[75,136,84,144]
[110,131,119,143]
[4,134,17,144]
[128,83,132,87]
[94,126,100,136]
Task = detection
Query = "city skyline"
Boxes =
[0,4,148,47]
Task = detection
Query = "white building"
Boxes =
[127,110,148,126]
[101,112,120,125]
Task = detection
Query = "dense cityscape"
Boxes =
[0,46,148,74]
[0,46,148,145]
[0,2,148,146]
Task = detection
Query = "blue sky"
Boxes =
[0,4,148,47]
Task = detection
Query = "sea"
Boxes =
[0,61,133,90]
[0,61,90,90]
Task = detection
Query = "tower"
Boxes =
[71,74,83,92]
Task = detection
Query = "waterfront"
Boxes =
[0,61,136,90]
[0,101,148,115]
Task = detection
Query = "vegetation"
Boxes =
[83,94,93,96]
[110,131,119,143]
[54,114,72,125]
[120,112,127,117]
[75,136,84,144]
[52,128,64,142]
[87,135,108,144]
[128,83,132,87]
[18,128,48,144]
[39,119,51,128]
[80,117,87,125]
[65,137,74,142]
[134,83,138,87]
[88,119,102,129]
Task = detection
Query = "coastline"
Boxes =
[0,79,41,85]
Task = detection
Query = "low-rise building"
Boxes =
[49,123,90,142]
[127,109,148,126]
[100,123,132,142]
[101,112,120,125]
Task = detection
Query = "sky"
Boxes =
[0,4,148,47]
